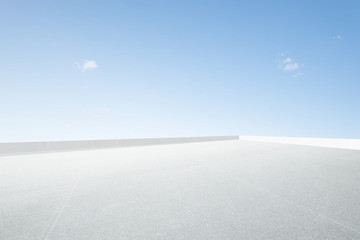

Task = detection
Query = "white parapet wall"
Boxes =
[0,136,239,156]
[238,136,360,150]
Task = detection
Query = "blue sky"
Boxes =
[1,0,359,141]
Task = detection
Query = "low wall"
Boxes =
[0,136,239,156]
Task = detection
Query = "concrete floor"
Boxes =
[1,140,360,239]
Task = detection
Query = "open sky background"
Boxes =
[1,0,359,141]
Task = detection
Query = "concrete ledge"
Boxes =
[0,136,239,156]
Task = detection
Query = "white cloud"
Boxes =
[279,57,299,72]
[293,72,304,78]
[283,57,292,64]
[333,35,342,40]
[91,107,110,119]
[284,62,298,71]
[75,60,98,72]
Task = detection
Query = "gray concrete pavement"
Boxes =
[0,136,238,156]
[1,140,360,239]
[238,136,360,150]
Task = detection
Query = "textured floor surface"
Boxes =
[238,136,360,150]
[1,140,360,239]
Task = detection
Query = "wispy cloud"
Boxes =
[278,54,303,77]
[279,57,299,72]
[283,57,292,64]
[293,72,304,78]
[91,107,110,119]
[283,62,298,71]
[333,35,342,40]
[75,60,98,72]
